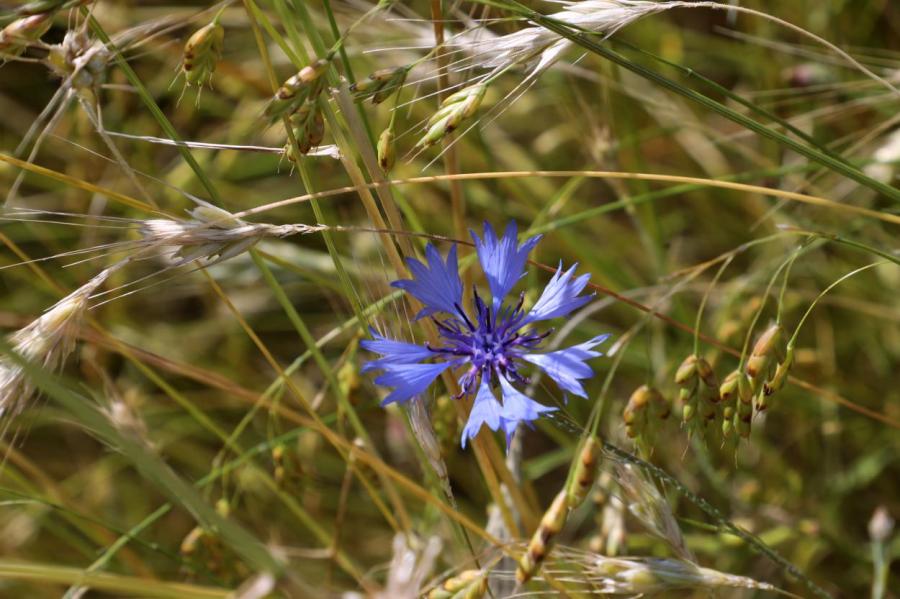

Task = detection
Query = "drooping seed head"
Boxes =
[624,385,651,437]
[182,22,224,87]
[746,324,784,381]
[719,369,740,405]
[284,103,326,158]
[674,355,698,388]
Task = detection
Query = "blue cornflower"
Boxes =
[362,222,609,448]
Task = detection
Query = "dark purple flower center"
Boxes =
[429,290,550,397]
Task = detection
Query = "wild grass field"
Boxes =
[0,0,898,597]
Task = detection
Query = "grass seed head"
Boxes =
[377,127,395,171]
[139,207,316,266]
[746,324,784,381]
[417,83,487,149]
[0,266,117,421]
[0,13,52,59]
[588,556,778,594]
[735,372,754,438]
[616,464,690,559]
[182,22,224,87]
[517,490,569,584]
[265,59,328,123]
[427,569,487,599]
[350,66,407,104]
[285,103,326,157]
[763,344,794,399]
[675,355,700,422]
[674,354,698,387]
[14,0,91,16]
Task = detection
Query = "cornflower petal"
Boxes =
[374,362,453,406]
[498,377,556,448]
[471,221,541,309]
[523,334,611,398]
[460,378,503,448]
[392,244,463,319]
[524,262,592,324]
[360,330,432,373]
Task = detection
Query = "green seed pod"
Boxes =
[566,436,601,508]
[377,127,395,171]
[417,83,487,148]
[0,13,52,58]
[182,22,224,87]
[517,490,569,584]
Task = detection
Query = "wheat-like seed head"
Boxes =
[449,1,668,78]
[138,204,324,267]
[586,555,779,594]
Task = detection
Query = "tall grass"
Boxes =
[0,1,898,597]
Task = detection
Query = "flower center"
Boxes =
[431,290,551,397]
